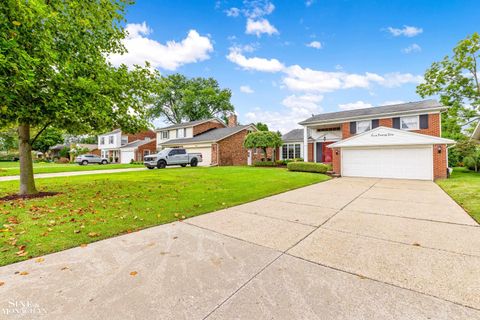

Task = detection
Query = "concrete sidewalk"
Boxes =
[0,178,478,319]
[0,167,147,182]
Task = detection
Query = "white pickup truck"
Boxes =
[143,148,202,169]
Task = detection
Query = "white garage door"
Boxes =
[120,150,135,164]
[185,147,212,166]
[342,146,433,180]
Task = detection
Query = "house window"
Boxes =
[400,116,419,130]
[177,128,186,138]
[121,137,128,145]
[282,143,302,160]
[356,120,371,133]
[161,131,169,139]
[109,136,114,144]
[100,137,105,145]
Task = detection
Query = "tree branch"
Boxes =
[30,122,52,145]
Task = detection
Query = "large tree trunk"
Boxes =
[18,124,38,195]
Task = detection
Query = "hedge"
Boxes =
[253,161,276,167]
[287,162,329,173]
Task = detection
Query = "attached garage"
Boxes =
[184,146,212,166]
[342,146,433,180]
[120,150,135,164]
[329,127,455,181]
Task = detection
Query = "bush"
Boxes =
[287,162,328,174]
[253,161,276,167]
[55,157,70,164]
[275,160,287,166]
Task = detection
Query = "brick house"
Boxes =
[158,115,261,166]
[97,129,156,163]
[282,100,455,180]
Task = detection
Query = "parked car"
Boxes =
[144,148,202,169]
[75,154,109,165]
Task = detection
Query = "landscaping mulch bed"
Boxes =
[0,192,60,202]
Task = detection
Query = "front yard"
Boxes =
[0,166,329,266]
[437,167,480,223]
[0,162,141,177]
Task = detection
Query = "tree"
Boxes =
[150,74,234,124]
[417,33,480,139]
[31,128,64,154]
[243,131,282,161]
[255,122,269,131]
[452,139,480,171]
[0,1,156,195]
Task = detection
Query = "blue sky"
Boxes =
[112,0,479,133]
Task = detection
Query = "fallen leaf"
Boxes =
[412,243,421,247]
[129,271,138,276]
[88,232,99,237]
[80,244,88,248]
[15,250,28,257]
[0,281,4,286]
[61,266,69,271]
[35,257,45,263]
[19,271,28,276]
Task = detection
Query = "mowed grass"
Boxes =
[437,167,480,223]
[0,166,329,265]
[0,162,141,176]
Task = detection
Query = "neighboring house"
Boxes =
[97,129,155,163]
[48,143,99,159]
[158,115,259,166]
[472,121,480,142]
[290,100,455,180]
[156,118,225,148]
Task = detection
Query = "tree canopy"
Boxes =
[243,131,282,160]
[31,128,64,153]
[0,0,156,194]
[255,122,269,131]
[149,74,235,124]
[417,32,480,139]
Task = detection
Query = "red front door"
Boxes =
[322,142,333,162]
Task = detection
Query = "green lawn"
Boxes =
[437,167,480,224]
[0,167,329,265]
[0,162,141,176]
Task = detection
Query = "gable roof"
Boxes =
[472,121,480,142]
[156,118,225,131]
[120,139,155,149]
[328,126,455,148]
[299,100,445,125]
[281,129,313,142]
[161,125,255,145]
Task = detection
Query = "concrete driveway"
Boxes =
[1,178,479,319]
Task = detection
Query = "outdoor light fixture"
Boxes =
[437,145,442,154]
[323,136,326,142]
[335,150,339,155]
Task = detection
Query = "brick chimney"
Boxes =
[227,114,238,127]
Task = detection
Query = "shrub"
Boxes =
[275,160,287,166]
[253,161,276,167]
[287,162,328,174]
[55,157,70,164]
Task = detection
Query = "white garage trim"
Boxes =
[184,146,212,166]
[120,150,135,164]
[341,146,433,180]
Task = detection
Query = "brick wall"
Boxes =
[341,123,351,139]
[127,130,156,142]
[211,144,218,165]
[433,144,447,179]
[217,130,249,165]
[193,121,225,136]
[412,113,440,137]
[90,149,101,156]
[332,148,341,174]
[136,140,157,161]
[379,118,392,127]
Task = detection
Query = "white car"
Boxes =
[75,154,109,165]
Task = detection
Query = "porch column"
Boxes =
[303,126,308,162]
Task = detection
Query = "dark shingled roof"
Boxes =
[299,100,445,125]
[156,118,224,131]
[161,125,254,145]
[281,129,312,142]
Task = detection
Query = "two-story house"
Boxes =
[98,129,156,163]
[157,115,260,166]
[282,100,455,180]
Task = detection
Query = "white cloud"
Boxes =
[226,47,285,72]
[338,101,374,111]
[282,94,324,114]
[240,85,254,93]
[387,25,423,37]
[225,7,240,17]
[246,18,278,37]
[306,41,322,49]
[243,1,275,18]
[305,0,315,7]
[377,72,423,87]
[109,22,213,70]
[402,43,422,54]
